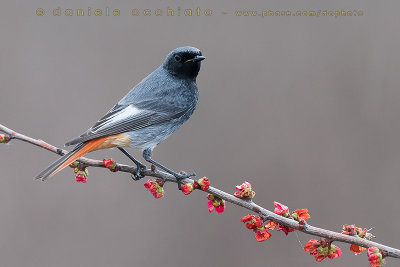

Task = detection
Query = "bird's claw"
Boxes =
[175,171,196,180]
[131,164,146,181]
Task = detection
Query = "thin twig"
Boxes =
[1,123,399,260]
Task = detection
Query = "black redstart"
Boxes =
[36,46,205,185]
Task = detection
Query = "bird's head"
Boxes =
[162,46,205,80]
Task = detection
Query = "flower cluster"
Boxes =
[207,194,225,213]
[181,183,194,195]
[264,219,295,236]
[292,208,311,222]
[197,177,210,191]
[144,179,165,199]
[234,181,255,199]
[103,158,119,172]
[342,224,369,254]
[304,239,342,262]
[0,134,11,144]
[241,215,271,242]
[69,161,88,183]
[181,177,210,195]
[367,247,385,267]
[264,202,310,235]
[61,157,387,265]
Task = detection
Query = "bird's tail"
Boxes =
[35,137,108,181]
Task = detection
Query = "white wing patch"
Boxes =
[109,105,141,123]
[93,105,141,132]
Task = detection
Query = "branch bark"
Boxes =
[1,123,399,261]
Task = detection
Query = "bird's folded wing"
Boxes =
[65,102,189,146]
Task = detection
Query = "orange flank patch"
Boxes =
[93,133,131,150]
[50,134,131,177]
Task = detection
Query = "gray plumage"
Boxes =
[36,46,204,181]
[65,46,203,150]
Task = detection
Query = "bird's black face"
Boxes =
[163,47,205,80]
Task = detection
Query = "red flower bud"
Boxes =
[74,167,88,183]
[234,181,255,199]
[144,179,164,199]
[367,247,385,267]
[304,239,342,262]
[72,163,88,183]
[0,134,11,144]
[103,158,118,172]
[342,224,370,254]
[181,183,194,195]
[240,214,272,242]
[197,177,210,191]
[144,180,152,189]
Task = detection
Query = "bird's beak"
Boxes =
[185,56,206,63]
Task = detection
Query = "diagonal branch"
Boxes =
[1,123,399,261]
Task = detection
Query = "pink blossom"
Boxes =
[207,194,225,213]
[234,181,255,199]
[273,201,289,216]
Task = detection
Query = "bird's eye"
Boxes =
[174,55,181,62]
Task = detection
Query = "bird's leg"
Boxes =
[118,147,146,180]
[142,148,196,189]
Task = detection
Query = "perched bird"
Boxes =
[35,46,205,186]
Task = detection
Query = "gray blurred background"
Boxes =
[1,0,399,266]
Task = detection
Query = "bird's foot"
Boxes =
[175,171,196,179]
[131,163,147,181]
